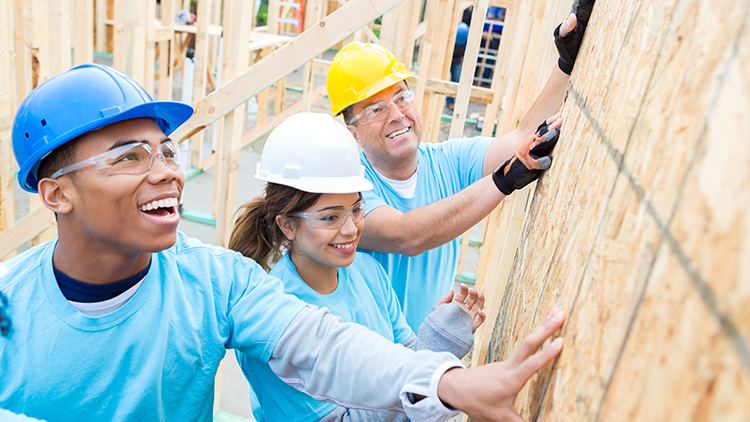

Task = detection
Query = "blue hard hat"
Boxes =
[12,63,194,193]
[456,23,469,46]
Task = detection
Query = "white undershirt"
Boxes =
[68,279,144,316]
[375,168,418,198]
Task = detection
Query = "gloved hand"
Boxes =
[492,123,560,195]
[554,0,596,75]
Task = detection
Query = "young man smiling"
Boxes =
[326,1,595,331]
[1,63,566,422]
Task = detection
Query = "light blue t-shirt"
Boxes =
[236,253,413,422]
[0,232,307,422]
[360,136,493,332]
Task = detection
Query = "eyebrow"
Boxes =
[314,198,363,212]
[363,88,406,109]
[108,137,172,151]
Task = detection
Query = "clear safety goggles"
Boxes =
[292,201,366,229]
[347,90,416,126]
[50,140,181,180]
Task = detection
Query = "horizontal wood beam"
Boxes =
[0,207,57,260]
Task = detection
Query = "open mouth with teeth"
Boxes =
[139,197,179,217]
[332,242,355,250]
[386,127,410,139]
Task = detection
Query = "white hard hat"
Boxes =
[256,113,374,194]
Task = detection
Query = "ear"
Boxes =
[346,125,364,149]
[37,178,74,215]
[275,215,296,241]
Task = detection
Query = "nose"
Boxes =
[147,152,182,184]
[386,101,405,122]
[338,212,359,236]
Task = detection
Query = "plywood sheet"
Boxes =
[482,0,750,420]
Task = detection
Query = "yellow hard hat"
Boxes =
[327,42,414,117]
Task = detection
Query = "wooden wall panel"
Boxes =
[481,0,750,420]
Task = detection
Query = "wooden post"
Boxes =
[74,0,95,66]
[113,0,148,86]
[143,0,156,95]
[447,0,489,139]
[190,0,212,168]
[418,0,459,143]
[213,0,253,248]
[156,0,176,100]
[48,0,72,75]
[301,0,324,111]
[95,0,106,53]
[0,0,15,234]
[267,0,280,37]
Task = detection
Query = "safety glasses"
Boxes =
[50,140,181,180]
[347,90,416,126]
[292,201,366,229]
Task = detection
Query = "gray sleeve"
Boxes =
[268,305,463,422]
[415,302,474,359]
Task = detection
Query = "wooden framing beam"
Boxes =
[0,0,15,233]
[200,85,328,172]
[169,0,410,144]
[190,0,212,168]
[0,207,57,261]
[213,0,253,248]
[157,0,176,100]
[448,0,489,139]
[74,0,95,66]
[48,0,72,75]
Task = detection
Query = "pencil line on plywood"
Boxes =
[564,7,750,418]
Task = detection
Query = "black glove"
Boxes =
[492,127,560,195]
[554,0,596,75]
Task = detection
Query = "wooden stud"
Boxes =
[0,0,15,234]
[169,0,415,144]
[158,0,176,101]
[143,0,156,95]
[190,0,212,168]
[74,0,95,66]
[213,0,253,248]
[0,207,57,261]
[48,0,72,75]
[448,0,489,140]
[95,0,106,53]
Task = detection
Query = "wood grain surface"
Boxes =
[480,0,750,420]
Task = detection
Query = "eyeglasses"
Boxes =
[292,202,366,229]
[50,141,181,180]
[348,90,416,126]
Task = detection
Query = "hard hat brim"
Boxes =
[18,101,193,193]
[331,71,414,117]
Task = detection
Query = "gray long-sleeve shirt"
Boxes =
[269,305,465,422]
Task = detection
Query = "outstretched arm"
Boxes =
[268,304,564,422]
[358,175,505,255]
[359,123,561,256]
[437,307,565,422]
[359,5,595,256]
[483,0,596,175]
[482,14,578,176]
